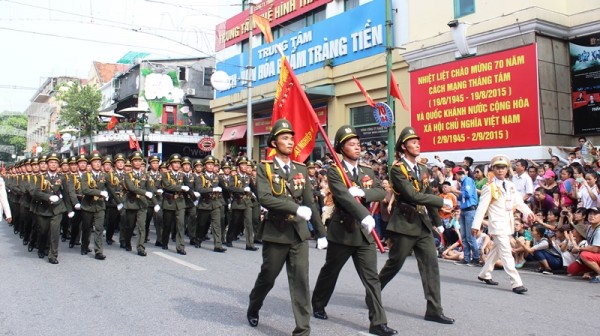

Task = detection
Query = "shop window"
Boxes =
[344,0,360,11]
[203,67,214,86]
[454,0,475,18]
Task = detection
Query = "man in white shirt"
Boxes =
[511,159,534,203]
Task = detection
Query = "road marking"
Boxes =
[153,252,206,271]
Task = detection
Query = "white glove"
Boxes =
[228,203,231,210]
[117,203,124,211]
[296,206,312,221]
[360,215,376,234]
[67,211,75,218]
[443,199,453,208]
[348,186,365,198]
[145,191,153,199]
[156,189,164,195]
[437,226,445,234]
[74,203,81,210]
[193,200,199,206]
[49,195,59,203]
[317,237,328,250]
[243,186,251,192]
[180,185,190,192]
[194,191,200,198]
[154,204,161,213]
[100,191,109,199]
[212,187,222,193]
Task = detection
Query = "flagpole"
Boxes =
[275,46,386,253]
[246,1,255,160]
[385,0,396,172]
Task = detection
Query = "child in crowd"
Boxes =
[511,218,532,268]
[515,225,563,275]
[566,223,590,278]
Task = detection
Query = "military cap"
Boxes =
[30,157,39,165]
[130,151,144,161]
[237,156,250,165]
[102,155,113,165]
[159,162,168,169]
[490,154,510,167]
[181,156,192,165]
[46,152,60,162]
[203,155,216,165]
[214,159,220,166]
[306,161,316,168]
[251,164,257,171]
[39,154,48,163]
[76,153,88,163]
[221,161,231,169]
[148,155,160,163]
[114,153,126,162]
[124,159,132,167]
[88,152,102,162]
[267,119,294,148]
[68,156,77,164]
[334,125,359,154]
[395,126,420,152]
[231,166,238,172]
[193,159,203,167]
[168,153,182,164]
[60,157,69,165]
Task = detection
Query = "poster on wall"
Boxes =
[410,44,540,152]
[570,34,600,134]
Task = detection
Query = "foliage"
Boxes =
[0,113,27,162]
[55,82,102,137]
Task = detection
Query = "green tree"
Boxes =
[55,83,102,137]
[0,113,27,162]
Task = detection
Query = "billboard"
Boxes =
[570,34,600,134]
[410,44,540,152]
[215,0,387,98]
[215,0,332,51]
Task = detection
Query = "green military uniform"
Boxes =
[80,153,117,260]
[378,127,451,322]
[31,153,74,264]
[225,156,256,250]
[123,152,158,256]
[69,154,88,249]
[59,157,71,241]
[249,164,261,241]
[195,155,226,252]
[146,155,164,246]
[180,156,198,245]
[19,159,35,246]
[160,154,188,254]
[247,119,326,336]
[31,154,49,253]
[104,154,125,246]
[311,125,393,334]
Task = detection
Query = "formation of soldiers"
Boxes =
[2,151,265,264]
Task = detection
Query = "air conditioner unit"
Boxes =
[112,92,119,100]
[186,88,196,96]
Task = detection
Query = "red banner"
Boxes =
[410,44,540,152]
[215,0,332,51]
[254,106,327,135]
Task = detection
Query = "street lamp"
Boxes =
[134,123,151,156]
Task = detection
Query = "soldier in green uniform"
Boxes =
[195,155,226,252]
[69,154,88,248]
[247,119,327,335]
[146,155,163,245]
[180,156,198,245]
[249,164,261,243]
[59,157,71,241]
[19,159,35,247]
[225,156,257,251]
[31,154,49,253]
[311,125,397,336]
[220,161,232,243]
[32,153,74,264]
[377,126,455,324]
[123,151,160,256]
[159,154,189,255]
[80,153,118,260]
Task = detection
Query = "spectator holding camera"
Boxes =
[576,171,598,209]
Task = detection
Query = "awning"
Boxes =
[99,103,118,112]
[220,124,247,141]
[187,97,211,112]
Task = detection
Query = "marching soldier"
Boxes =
[191,159,204,246]
[247,119,327,335]
[249,163,261,243]
[31,154,49,252]
[160,154,189,254]
[69,154,88,248]
[378,126,455,324]
[220,161,233,243]
[19,158,35,248]
[181,156,198,245]
[32,153,74,264]
[80,153,117,260]
[59,158,71,241]
[195,155,226,252]
[311,126,397,336]
[109,154,127,248]
[225,156,257,250]
[123,151,160,256]
[146,155,163,245]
